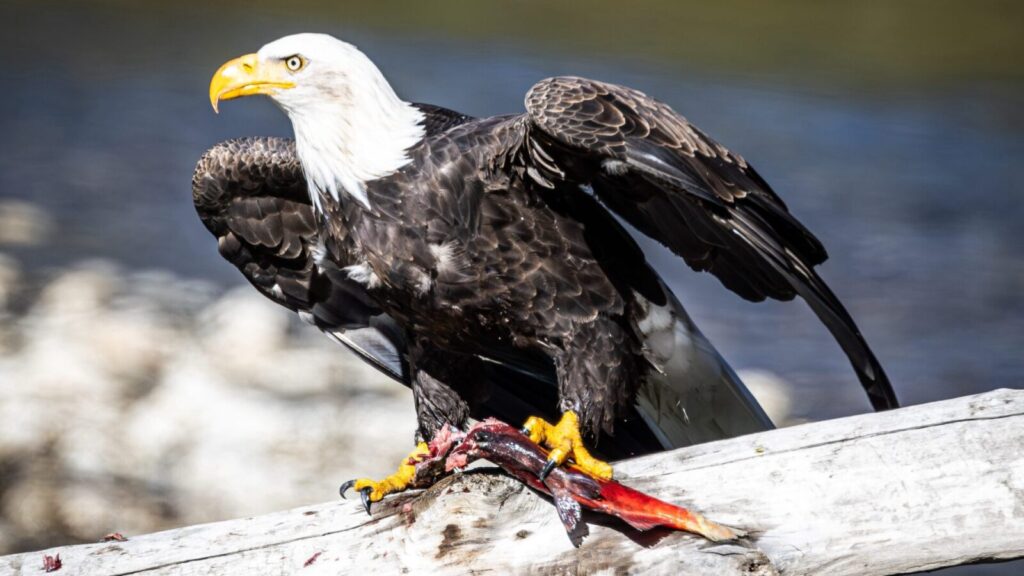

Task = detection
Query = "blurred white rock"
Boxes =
[0,254,19,354]
[0,200,52,247]
[0,259,412,553]
[0,253,18,310]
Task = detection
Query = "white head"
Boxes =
[210,33,425,211]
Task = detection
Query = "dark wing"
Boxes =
[190,104,475,380]
[522,76,897,411]
[192,136,408,379]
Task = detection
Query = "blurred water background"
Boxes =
[0,0,1021,569]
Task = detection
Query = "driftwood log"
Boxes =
[2,388,1023,575]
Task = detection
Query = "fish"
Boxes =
[428,418,741,546]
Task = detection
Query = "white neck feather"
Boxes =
[278,54,424,211]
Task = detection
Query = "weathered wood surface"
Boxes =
[3,389,1023,575]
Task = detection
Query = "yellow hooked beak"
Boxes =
[209,53,295,113]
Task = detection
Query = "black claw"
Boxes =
[339,480,356,499]
[360,487,373,515]
[519,427,530,437]
[539,458,558,481]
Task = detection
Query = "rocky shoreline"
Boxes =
[0,256,414,554]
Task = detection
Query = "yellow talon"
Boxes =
[522,411,613,480]
[342,442,430,508]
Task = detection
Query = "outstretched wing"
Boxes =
[193,136,408,379]
[523,76,897,411]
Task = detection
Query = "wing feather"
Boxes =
[523,76,897,410]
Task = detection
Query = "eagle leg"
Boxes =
[339,441,431,514]
[522,411,613,481]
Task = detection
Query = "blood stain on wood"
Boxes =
[42,554,62,572]
[304,551,323,567]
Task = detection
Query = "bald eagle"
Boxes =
[203,33,896,506]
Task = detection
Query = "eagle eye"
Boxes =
[285,56,305,72]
